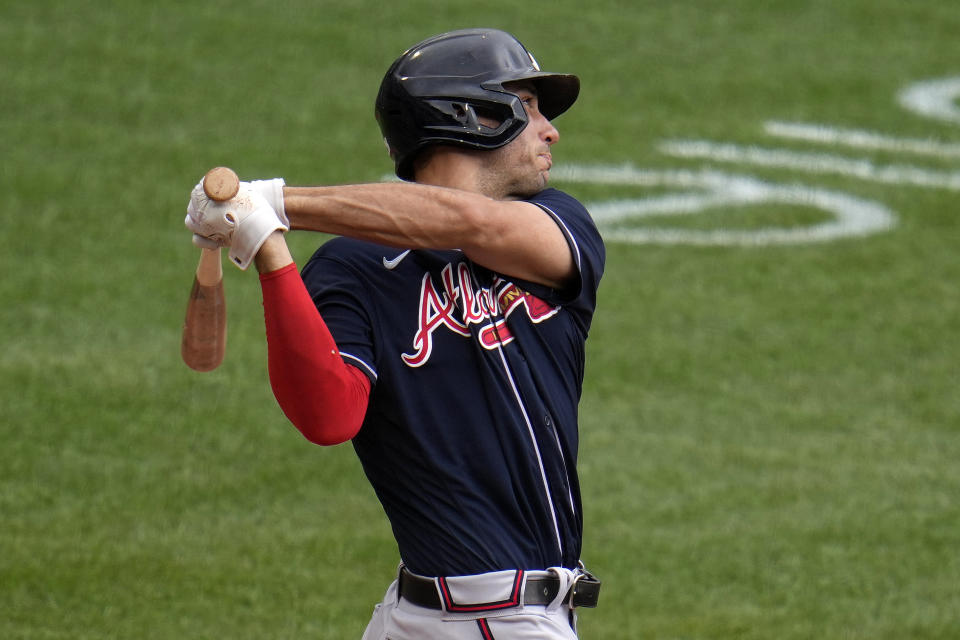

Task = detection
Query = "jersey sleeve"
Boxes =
[298,245,380,384]
[520,189,605,313]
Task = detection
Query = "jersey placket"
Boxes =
[464,264,575,562]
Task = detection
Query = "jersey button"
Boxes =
[544,415,552,427]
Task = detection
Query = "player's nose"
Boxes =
[537,112,560,146]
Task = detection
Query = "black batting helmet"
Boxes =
[375,28,580,180]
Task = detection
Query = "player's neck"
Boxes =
[415,149,493,197]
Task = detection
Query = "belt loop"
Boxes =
[394,563,405,605]
[545,567,575,611]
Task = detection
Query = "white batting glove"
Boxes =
[185,180,289,270]
[187,178,287,248]
[247,178,288,227]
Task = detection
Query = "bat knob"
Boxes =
[203,167,240,202]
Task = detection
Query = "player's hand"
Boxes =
[248,178,288,227]
[185,180,289,270]
[185,177,288,248]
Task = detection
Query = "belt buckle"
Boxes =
[568,570,601,609]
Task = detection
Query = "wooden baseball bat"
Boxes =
[180,167,239,372]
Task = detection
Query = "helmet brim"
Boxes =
[487,72,580,121]
[529,73,580,120]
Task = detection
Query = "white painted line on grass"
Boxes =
[764,121,960,159]
[658,140,960,191]
[898,76,960,125]
[552,165,897,246]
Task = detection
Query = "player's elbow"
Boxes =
[300,427,356,447]
[280,400,363,447]
[268,354,371,446]
[288,408,362,446]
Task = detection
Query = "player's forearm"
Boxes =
[283,182,575,289]
[260,264,370,445]
[284,182,487,250]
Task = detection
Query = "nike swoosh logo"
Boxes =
[382,250,411,270]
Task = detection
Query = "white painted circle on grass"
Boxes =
[553,165,897,246]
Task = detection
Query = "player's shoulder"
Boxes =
[526,188,602,247]
[525,187,587,214]
[303,238,455,282]
[299,237,389,284]
[310,236,386,264]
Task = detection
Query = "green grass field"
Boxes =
[2,1,959,638]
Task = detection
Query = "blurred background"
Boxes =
[2,1,958,638]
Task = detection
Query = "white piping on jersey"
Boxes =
[548,418,578,515]
[534,203,583,272]
[463,205,585,559]
[493,343,565,557]
[530,203,582,516]
[469,259,565,558]
[382,250,412,270]
[340,351,378,381]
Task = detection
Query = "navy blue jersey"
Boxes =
[299,188,605,577]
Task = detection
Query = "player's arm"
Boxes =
[258,243,370,446]
[283,183,576,290]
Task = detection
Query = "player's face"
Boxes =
[478,83,560,200]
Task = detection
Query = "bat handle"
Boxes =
[203,167,240,202]
[196,246,223,286]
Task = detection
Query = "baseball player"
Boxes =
[185,28,605,639]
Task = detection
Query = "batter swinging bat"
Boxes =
[180,167,239,372]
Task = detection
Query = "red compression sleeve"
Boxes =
[259,263,371,445]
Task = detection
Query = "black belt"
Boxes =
[398,567,601,610]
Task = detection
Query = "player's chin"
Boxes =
[538,158,553,185]
[511,176,548,199]
[536,168,551,191]
[504,167,551,198]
